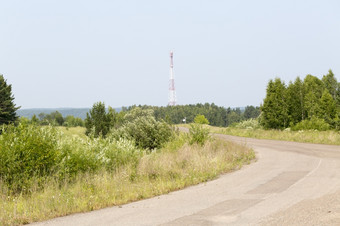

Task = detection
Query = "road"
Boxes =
[32,133,340,226]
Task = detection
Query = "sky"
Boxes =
[0,0,339,109]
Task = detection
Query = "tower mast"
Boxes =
[168,51,177,106]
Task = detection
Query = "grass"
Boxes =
[179,124,340,145]
[57,126,87,139]
[0,129,254,225]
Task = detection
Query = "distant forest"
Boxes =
[125,104,260,127]
[18,104,260,128]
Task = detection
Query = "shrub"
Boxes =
[292,117,331,131]
[0,122,143,193]
[189,123,210,145]
[0,123,60,192]
[194,114,209,124]
[57,137,142,180]
[234,118,262,129]
[111,112,174,150]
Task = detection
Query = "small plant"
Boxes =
[189,123,210,145]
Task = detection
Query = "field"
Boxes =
[179,124,340,145]
[0,125,254,225]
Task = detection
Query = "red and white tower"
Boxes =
[168,51,176,106]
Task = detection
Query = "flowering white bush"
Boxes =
[235,118,262,129]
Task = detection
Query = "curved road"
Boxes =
[32,134,340,225]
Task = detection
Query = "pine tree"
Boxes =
[260,78,289,129]
[0,74,20,125]
[85,102,114,137]
[286,77,305,125]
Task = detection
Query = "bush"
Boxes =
[189,123,210,145]
[194,114,209,124]
[57,137,142,180]
[292,117,331,131]
[0,122,143,193]
[0,123,60,192]
[111,109,174,150]
[234,118,262,129]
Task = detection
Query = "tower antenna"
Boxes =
[168,51,177,106]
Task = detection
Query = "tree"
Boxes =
[85,102,117,137]
[319,89,337,125]
[0,74,20,125]
[303,75,323,119]
[64,115,84,127]
[50,111,64,126]
[260,78,289,129]
[243,106,260,119]
[286,77,305,125]
[226,111,241,126]
[31,114,39,124]
[322,69,338,100]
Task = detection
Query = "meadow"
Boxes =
[179,123,340,146]
[0,124,254,225]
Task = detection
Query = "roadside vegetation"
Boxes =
[2,68,339,225]
[179,120,340,145]
[0,88,254,225]
[219,124,340,145]
[0,122,254,225]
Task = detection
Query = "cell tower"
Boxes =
[168,51,176,106]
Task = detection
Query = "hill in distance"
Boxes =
[17,108,122,120]
[17,106,246,120]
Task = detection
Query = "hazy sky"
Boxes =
[1,0,339,109]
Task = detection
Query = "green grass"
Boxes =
[0,128,255,225]
[179,124,340,145]
[57,126,87,139]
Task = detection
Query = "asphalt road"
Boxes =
[32,133,340,226]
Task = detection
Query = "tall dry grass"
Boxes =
[179,124,340,145]
[218,127,340,145]
[0,135,254,225]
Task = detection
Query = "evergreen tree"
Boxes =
[85,102,111,137]
[260,78,289,129]
[319,89,337,125]
[286,77,305,125]
[303,75,323,119]
[0,74,20,125]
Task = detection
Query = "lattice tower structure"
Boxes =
[168,51,177,106]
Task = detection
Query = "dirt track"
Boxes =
[32,133,340,226]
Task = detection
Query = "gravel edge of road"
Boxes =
[260,189,340,226]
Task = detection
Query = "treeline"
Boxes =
[261,69,340,130]
[125,104,260,127]
[25,104,260,128]
[28,111,84,127]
